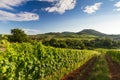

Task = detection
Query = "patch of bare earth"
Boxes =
[61,56,97,80]
[106,55,120,80]
[0,47,6,52]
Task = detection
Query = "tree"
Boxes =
[10,28,29,42]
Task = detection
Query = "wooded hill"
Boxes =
[30,29,120,40]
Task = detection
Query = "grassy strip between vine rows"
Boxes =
[86,54,110,80]
[106,50,120,64]
[0,42,98,80]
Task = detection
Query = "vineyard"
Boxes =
[0,42,120,80]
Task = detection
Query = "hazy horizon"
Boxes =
[1,0,120,35]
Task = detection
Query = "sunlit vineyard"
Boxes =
[1,0,120,79]
[0,42,97,80]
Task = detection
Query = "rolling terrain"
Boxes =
[30,29,120,40]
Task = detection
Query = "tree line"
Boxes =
[42,38,120,49]
[1,28,120,49]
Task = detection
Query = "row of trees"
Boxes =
[42,38,120,49]
[1,28,120,49]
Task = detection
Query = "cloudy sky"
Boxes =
[0,0,120,34]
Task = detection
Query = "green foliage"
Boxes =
[9,28,29,43]
[0,35,10,48]
[0,42,96,80]
[0,35,8,40]
[77,29,106,36]
[106,50,120,64]
[43,39,86,49]
[42,38,120,50]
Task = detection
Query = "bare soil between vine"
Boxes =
[106,55,120,80]
[61,56,97,80]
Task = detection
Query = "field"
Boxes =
[0,42,120,80]
[1,0,120,80]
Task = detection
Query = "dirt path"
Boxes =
[106,55,120,80]
[61,56,97,80]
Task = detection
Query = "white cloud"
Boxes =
[114,1,120,11]
[0,10,39,21]
[115,8,120,11]
[45,0,76,14]
[114,1,120,7]
[83,2,102,14]
[22,28,41,35]
[0,0,26,10]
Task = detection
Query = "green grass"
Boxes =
[86,55,110,80]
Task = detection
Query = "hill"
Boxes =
[30,29,120,40]
[77,29,106,36]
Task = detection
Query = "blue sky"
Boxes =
[0,0,120,34]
